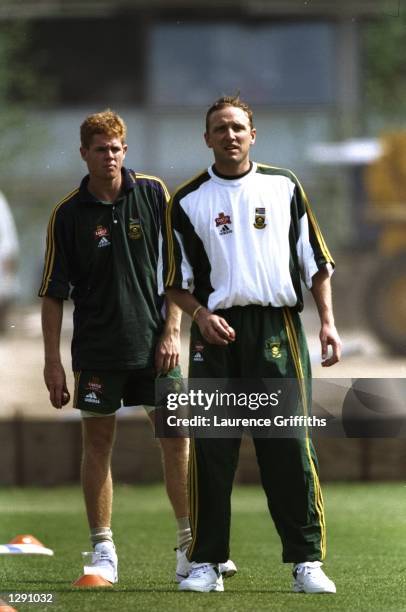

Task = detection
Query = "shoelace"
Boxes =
[190,564,215,578]
[94,551,114,564]
[294,563,321,579]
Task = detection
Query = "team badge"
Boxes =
[215,212,232,235]
[128,218,142,240]
[253,207,266,229]
[264,339,282,359]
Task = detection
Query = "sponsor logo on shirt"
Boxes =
[215,212,232,235]
[94,225,110,239]
[253,207,267,229]
[264,338,282,359]
[128,218,142,240]
[98,236,111,248]
[84,391,101,405]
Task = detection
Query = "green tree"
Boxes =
[363,12,406,117]
[0,22,52,174]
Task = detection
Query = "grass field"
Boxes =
[0,483,406,611]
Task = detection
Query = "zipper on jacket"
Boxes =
[112,205,118,224]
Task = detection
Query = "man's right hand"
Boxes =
[195,308,236,345]
[43,361,70,409]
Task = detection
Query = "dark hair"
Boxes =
[205,95,254,132]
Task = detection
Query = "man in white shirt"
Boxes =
[164,95,341,595]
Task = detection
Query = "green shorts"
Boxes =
[73,366,182,416]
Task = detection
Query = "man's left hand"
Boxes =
[155,330,181,374]
[320,323,342,367]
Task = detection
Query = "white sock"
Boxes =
[90,527,114,548]
[176,517,192,551]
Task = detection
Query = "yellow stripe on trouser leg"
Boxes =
[187,438,199,559]
[73,371,81,409]
[283,308,326,560]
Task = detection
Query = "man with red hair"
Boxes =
[39,109,190,583]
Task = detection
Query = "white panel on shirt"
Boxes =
[178,163,317,310]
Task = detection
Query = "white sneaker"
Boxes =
[87,542,118,584]
[179,562,224,592]
[219,558,237,578]
[175,548,190,582]
[175,548,237,582]
[292,561,336,594]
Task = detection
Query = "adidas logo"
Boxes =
[219,224,232,235]
[98,237,111,248]
[84,391,100,405]
[193,352,204,362]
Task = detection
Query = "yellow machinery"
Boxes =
[364,132,406,354]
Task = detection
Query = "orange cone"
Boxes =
[0,598,17,611]
[72,574,113,588]
[9,534,44,547]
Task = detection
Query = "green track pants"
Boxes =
[187,305,326,563]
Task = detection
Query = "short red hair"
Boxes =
[80,109,127,148]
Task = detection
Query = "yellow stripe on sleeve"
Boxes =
[39,189,79,296]
[134,172,171,203]
[294,181,334,266]
[164,170,207,289]
[165,196,176,287]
